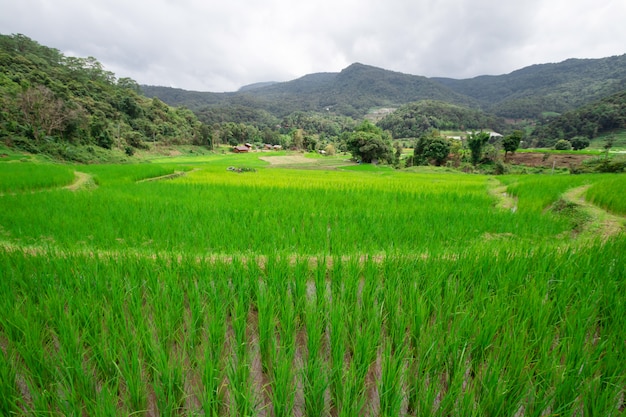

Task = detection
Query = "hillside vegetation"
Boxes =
[144,55,626,123]
[377,100,505,139]
[433,55,626,118]
[2,33,626,163]
[0,34,210,162]
[530,90,626,147]
[143,63,477,120]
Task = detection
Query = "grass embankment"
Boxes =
[0,153,624,416]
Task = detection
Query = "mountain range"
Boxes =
[142,54,626,121]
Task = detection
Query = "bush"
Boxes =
[570,136,590,151]
[493,160,508,175]
[554,139,572,150]
[579,156,626,173]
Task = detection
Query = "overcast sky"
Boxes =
[2,0,625,92]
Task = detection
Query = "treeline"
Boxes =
[0,34,210,161]
[529,90,626,147]
[377,100,505,139]
[210,111,357,152]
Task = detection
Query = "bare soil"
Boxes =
[63,171,95,191]
[506,153,594,168]
[260,155,314,165]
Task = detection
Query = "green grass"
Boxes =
[589,129,626,151]
[1,152,625,415]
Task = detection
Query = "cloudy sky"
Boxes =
[2,0,625,92]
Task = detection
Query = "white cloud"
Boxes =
[1,0,624,91]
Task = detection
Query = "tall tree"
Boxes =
[467,131,490,166]
[502,130,523,159]
[414,130,451,166]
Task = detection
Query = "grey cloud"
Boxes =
[1,0,624,91]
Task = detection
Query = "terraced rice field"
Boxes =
[1,153,624,416]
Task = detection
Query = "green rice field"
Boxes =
[1,153,625,416]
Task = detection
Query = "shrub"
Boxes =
[554,139,572,150]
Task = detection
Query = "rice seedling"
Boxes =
[0,348,21,415]
[1,155,625,415]
[302,300,328,416]
[378,342,405,417]
[586,174,626,214]
[0,162,75,193]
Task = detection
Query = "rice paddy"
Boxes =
[1,153,624,416]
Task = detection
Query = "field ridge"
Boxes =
[562,184,625,240]
[63,171,96,191]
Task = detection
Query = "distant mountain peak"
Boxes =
[238,81,278,92]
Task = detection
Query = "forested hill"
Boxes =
[433,55,626,118]
[144,56,626,122]
[142,63,478,119]
[0,34,210,162]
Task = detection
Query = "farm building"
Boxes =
[233,145,250,153]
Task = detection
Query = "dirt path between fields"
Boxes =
[562,184,625,241]
[63,171,95,191]
[487,178,518,212]
[136,168,200,183]
[487,179,624,241]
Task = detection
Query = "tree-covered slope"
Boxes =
[377,100,505,139]
[529,89,626,147]
[144,56,626,124]
[0,34,210,161]
[432,55,626,118]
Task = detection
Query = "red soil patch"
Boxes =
[506,152,594,168]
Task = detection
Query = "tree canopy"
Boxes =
[502,130,523,158]
[467,131,491,166]
[345,120,393,163]
[413,130,451,166]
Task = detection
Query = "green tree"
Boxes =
[467,131,490,166]
[346,120,393,163]
[414,130,451,166]
[502,130,523,158]
[393,141,403,167]
[570,136,590,151]
[292,128,304,150]
[90,115,113,149]
[194,123,212,148]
